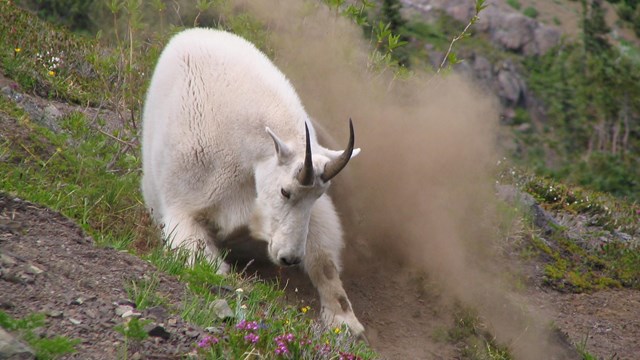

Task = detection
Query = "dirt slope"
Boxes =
[3,190,638,359]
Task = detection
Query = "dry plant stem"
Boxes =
[437,16,477,74]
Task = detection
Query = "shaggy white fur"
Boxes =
[141,28,364,337]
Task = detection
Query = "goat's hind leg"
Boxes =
[162,207,230,274]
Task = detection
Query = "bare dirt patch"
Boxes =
[0,193,207,359]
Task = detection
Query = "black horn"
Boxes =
[296,123,314,186]
[321,118,355,182]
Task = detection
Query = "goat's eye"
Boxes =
[280,188,291,199]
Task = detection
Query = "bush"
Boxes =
[507,0,522,10]
[523,6,539,18]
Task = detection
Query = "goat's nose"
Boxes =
[280,256,301,266]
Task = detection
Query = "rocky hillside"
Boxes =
[1,1,640,359]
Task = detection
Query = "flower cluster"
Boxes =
[36,50,63,76]
[274,333,295,356]
[315,343,332,355]
[236,320,261,344]
[244,332,260,344]
[338,351,363,360]
[197,335,219,348]
[235,319,259,331]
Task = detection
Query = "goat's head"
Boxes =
[251,119,360,267]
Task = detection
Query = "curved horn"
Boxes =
[321,118,355,182]
[296,123,314,186]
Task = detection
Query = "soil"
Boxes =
[0,193,207,359]
[2,191,639,359]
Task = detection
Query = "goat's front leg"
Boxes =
[303,197,365,340]
[304,250,365,339]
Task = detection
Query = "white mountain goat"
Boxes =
[141,28,365,337]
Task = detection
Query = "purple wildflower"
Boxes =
[338,352,362,360]
[315,343,331,354]
[244,333,260,344]
[274,343,289,356]
[236,319,260,331]
[197,336,219,348]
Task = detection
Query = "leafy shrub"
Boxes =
[507,0,521,10]
[523,6,538,18]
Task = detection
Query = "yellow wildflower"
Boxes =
[48,70,55,76]
[333,327,341,334]
[301,306,310,314]
[14,48,21,53]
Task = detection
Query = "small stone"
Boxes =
[210,299,234,320]
[121,310,142,318]
[115,305,134,317]
[167,318,177,326]
[184,330,199,338]
[0,328,35,360]
[205,326,223,334]
[70,297,84,305]
[25,265,43,275]
[114,299,136,308]
[145,306,167,322]
[46,310,63,319]
[18,272,35,284]
[144,324,170,340]
[0,254,16,267]
[69,318,82,325]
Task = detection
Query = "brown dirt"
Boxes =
[3,191,640,360]
[0,193,207,359]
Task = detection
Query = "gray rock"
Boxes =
[533,26,561,55]
[121,309,142,318]
[184,329,199,338]
[115,305,134,317]
[0,328,35,360]
[145,306,168,322]
[46,310,63,318]
[497,63,527,106]
[144,323,171,340]
[0,254,17,267]
[25,265,43,275]
[41,104,63,130]
[496,184,561,235]
[493,13,536,52]
[210,299,234,320]
[472,55,493,81]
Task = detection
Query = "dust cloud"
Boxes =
[239,1,573,359]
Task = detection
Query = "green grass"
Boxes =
[436,306,513,360]
[0,83,376,360]
[523,6,539,18]
[125,274,166,310]
[499,163,640,292]
[0,1,377,358]
[0,311,80,359]
[506,0,521,10]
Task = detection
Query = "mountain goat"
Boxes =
[141,28,365,337]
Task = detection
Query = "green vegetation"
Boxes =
[500,165,640,292]
[435,306,512,360]
[523,6,539,18]
[0,1,376,358]
[0,311,80,359]
[507,0,522,10]
[606,0,640,36]
[519,0,640,201]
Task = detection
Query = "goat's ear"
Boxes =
[266,127,292,163]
